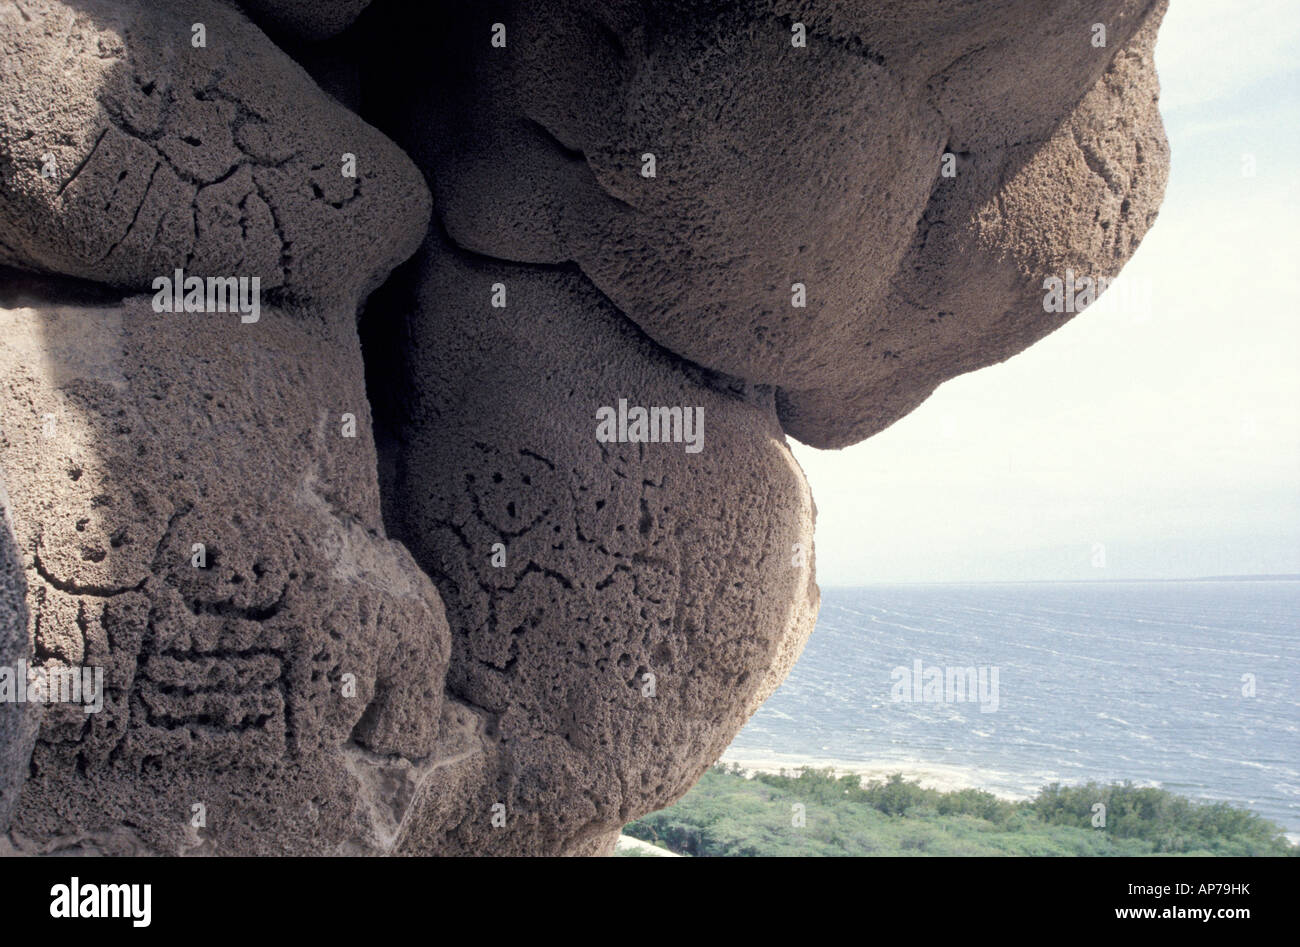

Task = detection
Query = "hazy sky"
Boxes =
[796,0,1300,585]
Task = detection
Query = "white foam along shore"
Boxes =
[717,748,1044,801]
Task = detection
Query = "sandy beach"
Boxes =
[614,835,680,857]
[717,749,1044,801]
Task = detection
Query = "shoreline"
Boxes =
[614,834,680,857]
[719,748,1134,802]
[718,749,1300,846]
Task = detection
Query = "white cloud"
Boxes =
[1154,0,1300,113]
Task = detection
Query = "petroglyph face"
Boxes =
[0,0,1167,855]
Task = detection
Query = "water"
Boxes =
[726,581,1300,834]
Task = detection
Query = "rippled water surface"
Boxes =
[728,581,1300,833]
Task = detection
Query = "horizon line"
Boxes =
[820,573,1300,589]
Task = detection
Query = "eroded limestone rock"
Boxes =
[371,0,1168,447]
[0,289,449,854]
[0,0,1169,856]
[369,234,819,855]
[0,0,429,307]
[0,476,34,835]
[775,2,1171,447]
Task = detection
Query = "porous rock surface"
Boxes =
[377,0,1168,447]
[237,0,372,42]
[0,476,33,835]
[0,0,429,306]
[370,233,818,855]
[0,0,1168,855]
[0,284,450,855]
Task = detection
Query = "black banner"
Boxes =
[0,855,1289,936]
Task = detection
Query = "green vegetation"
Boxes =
[621,764,1296,857]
